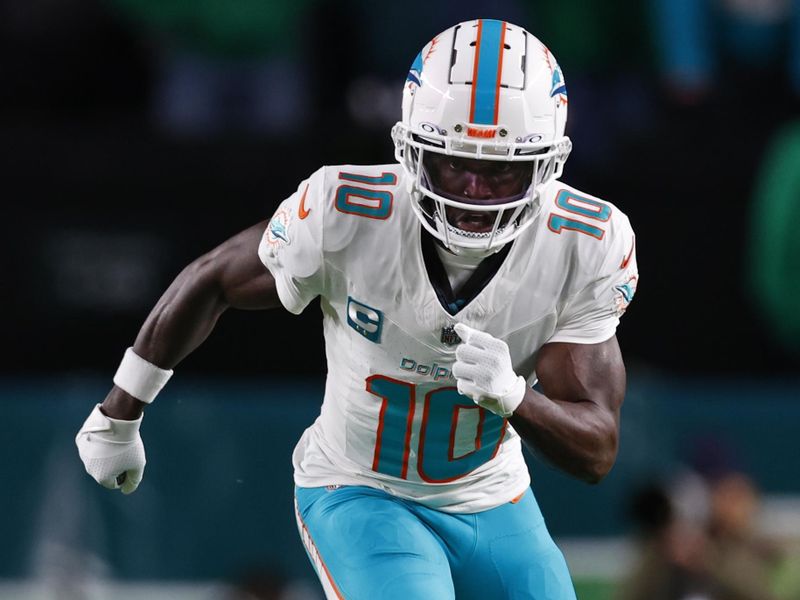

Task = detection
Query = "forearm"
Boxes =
[100,220,280,420]
[134,256,229,368]
[452,328,623,483]
[509,388,618,483]
[101,256,229,419]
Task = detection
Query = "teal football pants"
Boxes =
[294,485,576,599]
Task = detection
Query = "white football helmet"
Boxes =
[392,19,572,256]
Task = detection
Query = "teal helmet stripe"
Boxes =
[469,19,506,125]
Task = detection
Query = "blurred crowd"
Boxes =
[622,442,800,600]
[6,0,795,133]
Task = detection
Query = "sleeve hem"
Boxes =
[261,259,309,315]
[546,324,618,345]
[273,277,308,315]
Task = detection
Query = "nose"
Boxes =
[462,173,494,201]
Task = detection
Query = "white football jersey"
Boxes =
[258,164,637,513]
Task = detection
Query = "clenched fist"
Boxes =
[452,323,527,418]
[76,404,146,494]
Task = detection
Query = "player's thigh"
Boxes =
[295,486,455,600]
[454,490,576,600]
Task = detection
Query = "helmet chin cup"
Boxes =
[392,19,573,254]
[434,212,513,258]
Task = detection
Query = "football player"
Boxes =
[77,19,638,599]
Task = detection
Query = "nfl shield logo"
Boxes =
[440,325,461,346]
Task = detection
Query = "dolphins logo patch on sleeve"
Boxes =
[267,207,292,247]
[614,275,638,315]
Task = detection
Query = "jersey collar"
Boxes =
[420,230,513,316]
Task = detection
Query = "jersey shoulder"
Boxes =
[259,163,409,314]
[541,180,633,246]
[538,180,636,276]
[313,163,410,252]
[315,163,406,219]
[263,163,408,255]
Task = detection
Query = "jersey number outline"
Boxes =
[335,171,397,220]
[547,189,611,240]
[367,375,507,483]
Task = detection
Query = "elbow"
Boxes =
[581,460,614,485]
[580,438,618,485]
[183,254,227,303]
[185,252,218,282]
[581,415,620,484]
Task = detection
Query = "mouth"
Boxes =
[448,209,496,233]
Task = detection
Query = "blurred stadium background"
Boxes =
[2,0,800,598]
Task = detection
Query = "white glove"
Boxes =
[452,323,527,418]
[75,404,146,494]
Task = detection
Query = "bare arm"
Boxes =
[509,336,626,483]
[101,220,282,420]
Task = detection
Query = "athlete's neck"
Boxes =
[434,243,482,294]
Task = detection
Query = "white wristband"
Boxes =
[113,347,173,404]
